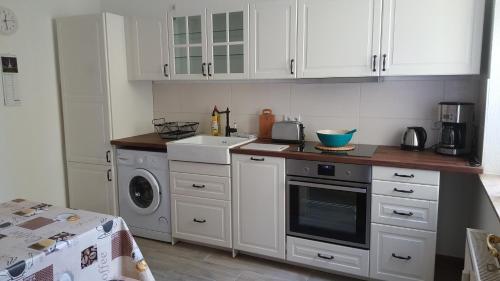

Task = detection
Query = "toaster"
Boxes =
[272,121,305,143]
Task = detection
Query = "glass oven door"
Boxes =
[287,179,369,249]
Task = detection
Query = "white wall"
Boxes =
[0,0,101,206]
[152,78,480,146]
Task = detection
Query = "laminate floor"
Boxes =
[136,238,462,281]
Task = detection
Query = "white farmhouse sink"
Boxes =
[167,135,256,164]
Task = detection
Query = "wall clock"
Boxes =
[0,6,18,35]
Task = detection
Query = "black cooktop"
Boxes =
[291,142,379,158]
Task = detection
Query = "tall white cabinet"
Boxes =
[232,154,286,259]
[56,13,153,215]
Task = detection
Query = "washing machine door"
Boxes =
[127,169,161,215]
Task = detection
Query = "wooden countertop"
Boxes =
[231,140,483,174]
[111,135,482,174]
[110,133,168,151]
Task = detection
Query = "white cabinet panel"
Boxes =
[373,180,439,201]
[250,0,297,79]
[373,166,440,186]
[287,236,369,277]
[167,6,208,80]
[380,0,485,75]
[62,97,110,165]
[207,3,250,79]
[171,172,231,200]
[172,194,231,248]
[67,162,114,215]
[372,195,438,231]
[57,15,106,98]
[297,0,382,78]
[232,154,285,259]
[126,16,169,80]
[370,223,436,281]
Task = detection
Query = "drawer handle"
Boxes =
[317,253,334,260]
[193,218,206,223]
[250,157,265,161]
[393,210,414,216]
[192,184,206,188]
[392,253,412,260]
[393,188,414,194]
[394,173,415,178]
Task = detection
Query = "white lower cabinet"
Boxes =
[170,161,232,248]
[171,194,231,248]
[287,236,369,277]
[372,194,438,231]
[370,223,436,281]
[232,154,286,259]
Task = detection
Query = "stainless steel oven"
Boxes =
[286,159,371,249]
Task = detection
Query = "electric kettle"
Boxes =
[401,127,427,151]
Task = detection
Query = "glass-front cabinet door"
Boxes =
[168,8,207,80]
[207,4,249,79]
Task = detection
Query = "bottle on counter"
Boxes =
[211,106,221,136]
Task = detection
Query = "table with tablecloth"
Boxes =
[0,199,155,281]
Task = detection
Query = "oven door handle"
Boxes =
[287,180,367,194]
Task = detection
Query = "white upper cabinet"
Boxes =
[250,0,297,79]
[125,15,170,80]
[297,0,382,78]
[380,0,485,76]
[207,2,250,79]
[168,6,208,80]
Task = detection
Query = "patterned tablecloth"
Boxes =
[0,199,155,281]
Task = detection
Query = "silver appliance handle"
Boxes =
[287,180,367,194]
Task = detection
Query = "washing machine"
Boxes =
[117,149,171,242]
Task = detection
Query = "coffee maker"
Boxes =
[436,102,474,156]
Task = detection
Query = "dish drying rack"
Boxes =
[153,118,199,140]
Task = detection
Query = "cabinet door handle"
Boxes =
[393,188,414,194]
[193,218,206,223]
[372,55,377,72]
[290,59,295,75]
[317,253,334,260]
[250,157,265,161]
[163,64,169,77]
[107,169,112,182]
[393,210,413,216]
[208,62,212,77]
[394,173,414,178]
[392,253,412,260]
[382,54,387,71]
[192,184,206,189]
[202,63,207,76]
[106,150,111,163]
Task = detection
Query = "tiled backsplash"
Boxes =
[153,78,480,147]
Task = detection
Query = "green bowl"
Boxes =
[317,129,357,147]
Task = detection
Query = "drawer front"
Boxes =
[370,223,436,281]
[373,166,440,186]
[373,180,439,201]
[171,195,231,248]
[372,195,438,231]
[286,236,369,277]
[169,161,231,177]
[171,172,230,200]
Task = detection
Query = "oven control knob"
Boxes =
[303,167,310,173]
[345,170,352,176]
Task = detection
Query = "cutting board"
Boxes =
[259,109,275,139]
[240,143,289,152]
